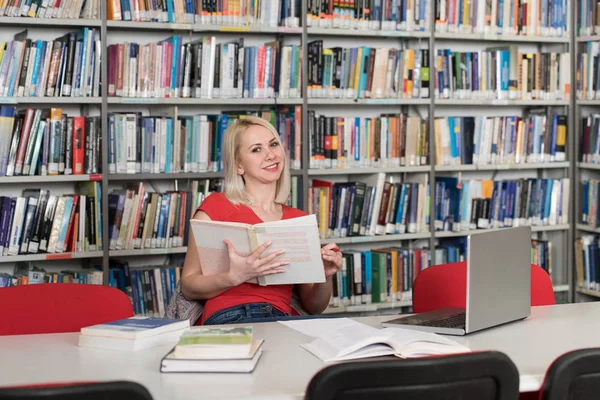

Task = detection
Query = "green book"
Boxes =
[174,326,254,359]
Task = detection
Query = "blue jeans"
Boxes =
[202,302,340,325]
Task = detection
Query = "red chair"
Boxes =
[412,261,556,313]
[0,284,134,336]
[412,261,556,400]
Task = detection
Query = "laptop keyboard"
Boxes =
[418,312,466,328]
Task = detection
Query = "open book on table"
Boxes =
[190,214,326,285]
[280,318,470,362]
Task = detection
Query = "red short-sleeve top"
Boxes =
[194,192,307,325]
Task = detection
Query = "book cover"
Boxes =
[80,316,189,339]
[190,213,326,286]
[161,340,264,373]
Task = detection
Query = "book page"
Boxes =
[255,214,317,227]
[280,319,470,362]
[190,220,251,276]
[302,339,396,362]
[382,328,471,357]
[254,217,326,285]
[283,318,394,361]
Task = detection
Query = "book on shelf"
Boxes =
[435,237,554,273]
[434,177,569,233]
[308,112,428,169]
[306,0,429,31]
[580,179,600,229]
[0,107,100,177]
[78,316,190,351]
[329,247,430,308]
[435,237,468,264]
[576,41,600,100]
[108,182,196,251]
[436,0,568,37]
[0,28,100,98]
[280,318,470,362]
[531,239,553,273]
[108,0,299,27]
[307,42,429,100]
[108,107,301,175]
[309,173,430,239]
[191,213,326,286]
[160,326,263,373]
[434,47,571,101]
[0,262,103,287]
[433,112,567,167]
[578,0,600,36]
[0,183,102,256]
[0,0,98,19]
[576,235,600,291]
[109,260,183,317]
[107,36,301,99]
[579,113,600,164]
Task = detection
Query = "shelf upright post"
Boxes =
[301,0,309,214]
[569,0,578,303]
[428,0,437,263]
[101,0,110,285]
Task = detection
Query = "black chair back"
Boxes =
[0,381,153,400]
[541,348,600,400]
[305,351,520,400]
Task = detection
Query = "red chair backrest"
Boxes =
[413,262,556,313]
[0,284,134,336]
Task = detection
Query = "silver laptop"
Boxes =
[381,226,532,335]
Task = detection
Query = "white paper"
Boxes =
[278,318,358,338]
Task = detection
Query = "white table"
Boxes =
[1,302,600,399]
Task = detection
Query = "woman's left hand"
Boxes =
[321,243,343,278]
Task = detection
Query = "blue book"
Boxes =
[80,316,189,339]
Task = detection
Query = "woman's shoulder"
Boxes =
[197,192,237,220]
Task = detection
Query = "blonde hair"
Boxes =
[222,116,291,205]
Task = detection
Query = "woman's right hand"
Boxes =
[224,240,289,286]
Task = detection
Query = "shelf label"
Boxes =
[219,26,249,32]
[0,98,17,104]
[120,98,158,104]
[277,27,301,33]
[89,174,102,181]
[46,253,73,260]
[380,30,408,37]
[364,99,398,104]
[351,236,373,243]
[170,23,191,30]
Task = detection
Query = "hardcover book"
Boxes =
[190,213,326,285]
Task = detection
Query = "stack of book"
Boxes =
[78,316,189,351]
[160,326,264,373]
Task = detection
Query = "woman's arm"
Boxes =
[297,243,342,314]
[180,210,237,300]
[297,279,334,315]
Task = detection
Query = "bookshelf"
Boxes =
[0,0,578,314]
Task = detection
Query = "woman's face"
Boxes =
[236,125,285,185]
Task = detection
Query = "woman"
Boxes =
[181,116,343,325]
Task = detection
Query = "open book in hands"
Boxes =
[280,318,470,362]
[190,214,326,285]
